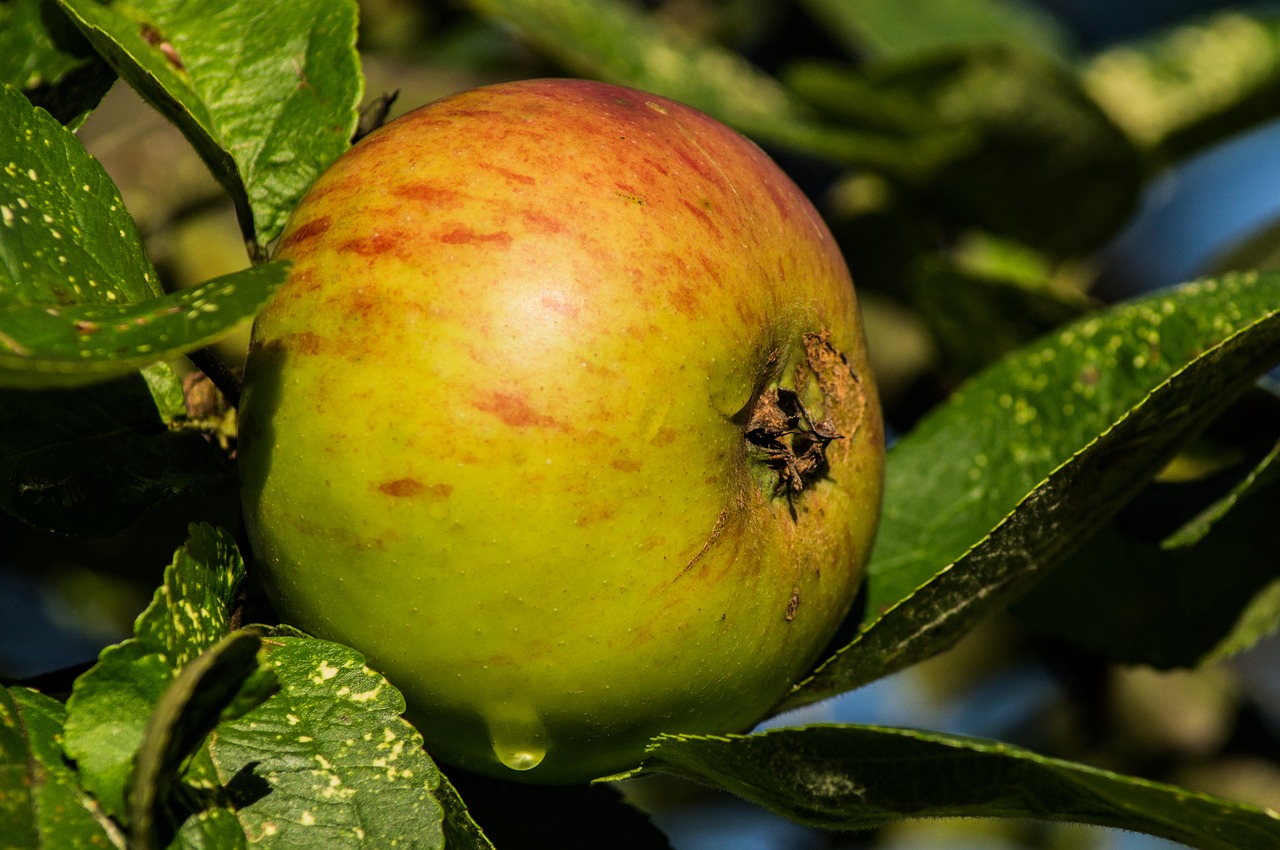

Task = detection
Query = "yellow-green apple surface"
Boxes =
[238,78,884,784]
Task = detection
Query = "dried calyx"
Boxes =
[746,386,842,496]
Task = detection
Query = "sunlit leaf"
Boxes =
[62,524,246,821]
[1014,472,1280,668]
[1083,9,1280,162]
[0,686,121,849]
[55,0,363,252]
[0,263,288,388]
[0,81,286,388]
[129,631,274,850]
[0,80,159,308]
[209,636,468,849]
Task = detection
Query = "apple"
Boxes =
[238,78,884,784]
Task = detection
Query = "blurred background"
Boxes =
[6,1,1280,848]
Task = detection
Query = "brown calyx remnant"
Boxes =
[801,329,865,420]
[746,329,865,498]
[746,387,841,496]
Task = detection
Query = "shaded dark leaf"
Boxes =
[872,45,1143,256]
[445,766,670,850]
[0,0,115,126]
[1014,472,1280,668]
[633,726,1280,849]
[0,374,233,536]
[910,248,1094,376]
[797,0,1072,61]
[465,0,971,179]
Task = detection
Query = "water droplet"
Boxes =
[499,749,543,772]
[487,704,548,772]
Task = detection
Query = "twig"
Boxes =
[187,347,242,409]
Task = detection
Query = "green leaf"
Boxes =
[782,271,1280,708]
[633,725,1280,849]
[0,374,233,537]
[0,0,115,126]
[139,360,191,425]
[464,0,970,179]
[1083,10,1280,163]
[130,631,274,850]
[62,523,246,822]
[0,686,122,850]
[0,79,160,307]
[0,262,289,388]
[61,645,172,824]
[435,778,495,850]
[55,0,363,252]
[797,0,1072,61]
[171,807,247,850]
[132,524,246,666]
[1013,473,1280,668]
[0,688,36,850]
[857,45,1143,256]
[0,79,284,387]
[208,636,473,850]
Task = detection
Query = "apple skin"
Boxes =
[238,78,884,784]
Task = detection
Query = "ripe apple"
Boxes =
[238,78,884,784]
